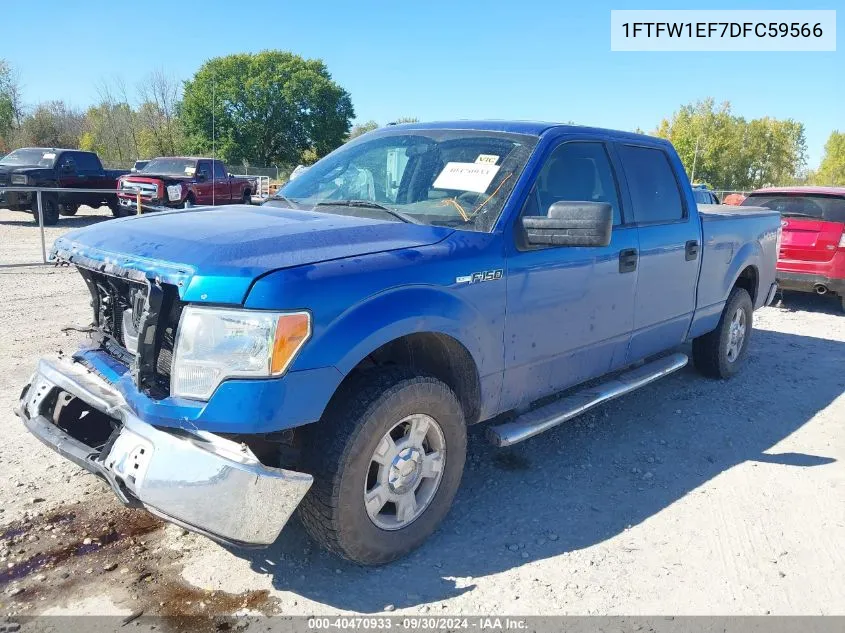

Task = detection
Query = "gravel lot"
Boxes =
[0,205,843,618]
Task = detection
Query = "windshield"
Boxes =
[0,148,57,168]
[273,129,539,232]
[140,158,197,177]
[743,193,845,223]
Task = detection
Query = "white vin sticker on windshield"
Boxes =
[433,162,500,193]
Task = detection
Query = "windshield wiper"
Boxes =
[315,199,421,224]
[271,194,301,209]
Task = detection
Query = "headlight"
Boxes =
[10,174,29,185]
[171,306,311,400]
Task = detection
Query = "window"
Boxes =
[197,161,212,180]
[213,161,227,180]
[523,142,622,225]
[73,152,101,173]
[618,145,684,224]
[742,193,845,223]
[57,155,76,173]
[278,130,538,232]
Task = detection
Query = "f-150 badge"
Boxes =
[456,269,504,284]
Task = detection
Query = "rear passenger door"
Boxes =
[614,143,702,361]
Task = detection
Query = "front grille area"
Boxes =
[120,180,160,198]
[78,267,182,397]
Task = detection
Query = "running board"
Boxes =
[487,353,689,447]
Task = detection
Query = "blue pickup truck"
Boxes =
[16,121,779,565]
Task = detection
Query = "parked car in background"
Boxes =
[116,157,256,213]
[743,186,845,311]
[691,184,720,205]
[130,160,150,173]
[0,148,128,224]
[17,122,779,565]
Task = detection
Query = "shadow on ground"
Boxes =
[234,328,842,611]
[774,290,844,316]
[0,211,111,229]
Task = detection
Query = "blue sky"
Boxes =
[2,0,841,167]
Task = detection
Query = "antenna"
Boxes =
[212,79,216,206]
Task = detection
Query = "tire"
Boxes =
[242,189,251,205]
[110,202,133,218]
[693,286,753,379]
[180,195,195,210]
[59,203,79,216]
[298,367,467,565]
[840,294,845,314]
[33,194,60,226]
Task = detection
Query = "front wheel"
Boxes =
[59,203,79,216]
[692,286,753,379]
[298,368,466,565]
[32,194,60,226]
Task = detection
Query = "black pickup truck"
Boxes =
[0,148,129,225]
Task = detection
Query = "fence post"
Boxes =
[136,191,142,215]
[37,189,47,264]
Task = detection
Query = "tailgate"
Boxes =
[780,217,844,263]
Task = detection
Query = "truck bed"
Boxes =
[694,204,780,328]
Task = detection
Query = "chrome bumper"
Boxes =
[15,358,312,547]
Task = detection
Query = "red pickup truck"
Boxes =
[116,157,256,214]
[742,186,845,311]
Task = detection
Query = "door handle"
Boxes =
[685,240,700,261]
[619,248,638,273]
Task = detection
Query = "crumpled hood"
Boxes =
[52,205,453,304]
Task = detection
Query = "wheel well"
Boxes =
[734,266,758,304]
[339,333,482,425]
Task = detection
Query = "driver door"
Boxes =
[500,139,639,411]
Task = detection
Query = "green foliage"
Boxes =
[16,101,83,148]
[654,98,807,190]
[348,120,379,141]
[180,51,354,166]
[810,131,845,186]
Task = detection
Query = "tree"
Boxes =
[0,59,24,152]
[136,71,184,157]
[180,51,354,166]
[811,131,845,186]
[654,99,807,190]
[348,120,378,140]
[15,101,83,148]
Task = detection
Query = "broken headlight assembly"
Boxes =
[170,306,311,400]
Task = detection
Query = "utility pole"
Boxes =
[212,79,216,206]
[690,134,704,184]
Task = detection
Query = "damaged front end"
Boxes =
[15,250,313,547]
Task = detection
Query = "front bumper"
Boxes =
[15,358,313,547]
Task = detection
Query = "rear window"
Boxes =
[617,145,685,224]
[742,193,845,223]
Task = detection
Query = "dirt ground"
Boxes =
[0,205,843,619]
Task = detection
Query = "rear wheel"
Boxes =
[242,189,251,205]
[59,203,79,216]
[693,286,753,379]
[298,368,466,565]
[32,194,60,226]
[840,294,845,313]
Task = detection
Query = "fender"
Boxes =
[304,285,500,377]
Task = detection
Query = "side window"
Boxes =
[197,161,211,180]
[57,154,76,173]
[524,142,622,226]
[617,145,685,223]
[73,153,100,173]
[213,161,227,180]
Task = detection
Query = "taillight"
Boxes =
[839,230,845,248]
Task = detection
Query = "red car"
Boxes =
[116,157,256,214]
[742,186,845,311]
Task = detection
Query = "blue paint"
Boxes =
[55,122,779,435]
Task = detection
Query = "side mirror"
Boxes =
[521,201,612,247]
[61,164,74,174]
[196,172,207,182]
